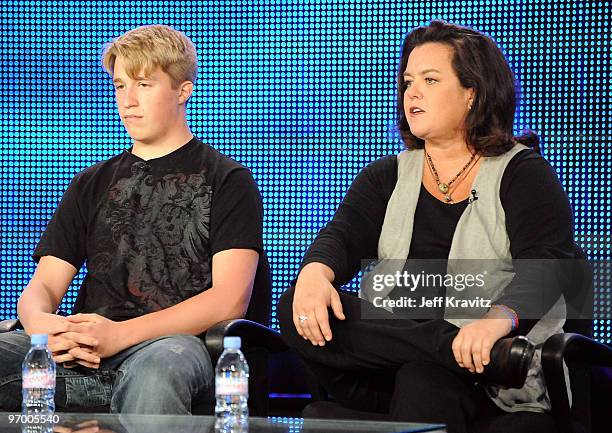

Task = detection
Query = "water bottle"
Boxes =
[215,336,249,433]
[22,334,56,416]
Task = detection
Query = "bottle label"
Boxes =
[215,377,248,396]
[23,370,55,389]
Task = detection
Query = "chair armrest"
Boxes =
[543,333,612,367]
[0,319,21,333]
[542,333,612,433]
[203,319,288,362]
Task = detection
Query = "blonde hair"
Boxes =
[102,25,197,88]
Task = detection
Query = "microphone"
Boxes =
[469,189,479,204]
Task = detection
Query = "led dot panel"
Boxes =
[1,1,610,343]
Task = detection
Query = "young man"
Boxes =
[0,25,263,414]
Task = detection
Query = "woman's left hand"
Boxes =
[451,311,513,374]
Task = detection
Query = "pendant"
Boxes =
[445,195,453,203]
[438,183,449,194]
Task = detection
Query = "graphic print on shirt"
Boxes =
[92,162,212,311]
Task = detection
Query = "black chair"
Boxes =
[0,252,289,416]
[299,252,612,433]
[199,252,289,415]
[298,330,608,433]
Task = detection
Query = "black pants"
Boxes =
[277,286,506,433]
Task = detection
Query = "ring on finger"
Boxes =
[298,315,308,323]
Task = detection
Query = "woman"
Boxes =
[278,21,577,432]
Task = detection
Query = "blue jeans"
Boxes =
[0,331,214,414]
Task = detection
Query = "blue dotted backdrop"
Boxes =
[1,1,610,342]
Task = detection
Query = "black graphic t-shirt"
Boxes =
[34,137,263,321]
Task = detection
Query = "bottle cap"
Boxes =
[223,336,241,349]
[30,334,48,345]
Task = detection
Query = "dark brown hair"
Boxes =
[396,20,539,156]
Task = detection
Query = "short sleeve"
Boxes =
[33,175,87,270]
[209,168,264,255]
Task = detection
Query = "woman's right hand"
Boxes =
[292,262,345,346]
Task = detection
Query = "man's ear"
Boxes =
[178,81,194,104]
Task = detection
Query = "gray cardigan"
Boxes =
[363,144,569,413]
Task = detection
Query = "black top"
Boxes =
[409,184,469,259]
[301,149,577,331]
[34,137,264,322]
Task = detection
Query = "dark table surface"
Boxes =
[1,412,446,433]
